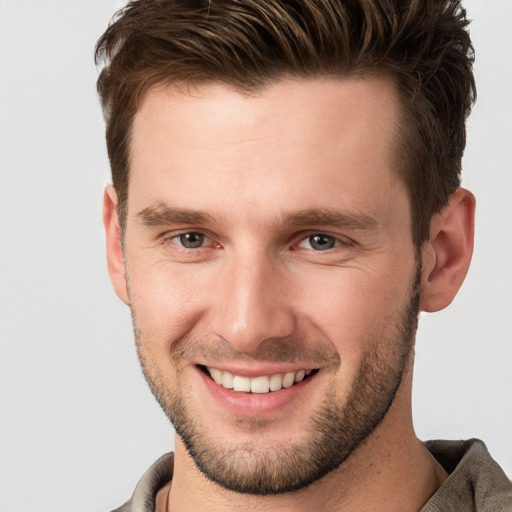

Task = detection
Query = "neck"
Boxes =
[167,380,447,512]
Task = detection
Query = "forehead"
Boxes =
[132,76,400,159]
[128,77,407,228]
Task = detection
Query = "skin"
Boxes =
[103,77,475,511]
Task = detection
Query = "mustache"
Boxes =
[167,333,340,368]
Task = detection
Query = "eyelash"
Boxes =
[297,233,352,251]
[162,230,352,253]
[164,231,216,250]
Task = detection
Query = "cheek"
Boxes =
[127,261,211,347]
[294,265,412,364]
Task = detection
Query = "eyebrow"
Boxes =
[283,208,380,231]
[137,203,213,226]
[137,203,380,232]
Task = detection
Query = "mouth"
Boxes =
[200,365,318,394]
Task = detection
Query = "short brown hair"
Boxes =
[95,0,476,246]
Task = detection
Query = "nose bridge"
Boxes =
[213,246,294,353]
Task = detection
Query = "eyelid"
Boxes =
[162,229,216,249]
[295,232,353,250]
[159,229,352,251]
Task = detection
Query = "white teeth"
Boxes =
[269,373,283,392]
[282,372,295,388]
[233,375,251,392]
[250,376,270,394]
[206,367,314,394]
[294,370,306,383]
[209,367,223,385]
[221,371,234,389]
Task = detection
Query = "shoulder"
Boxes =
[109,452,175,512]
[423,439,512,512]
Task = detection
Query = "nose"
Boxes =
[207,249,296,354]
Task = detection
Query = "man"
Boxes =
[95,0,512,510]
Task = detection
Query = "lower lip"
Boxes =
[196,367,318,417]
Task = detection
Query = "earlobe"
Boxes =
[420,188,475,312]
[103,185,130,305]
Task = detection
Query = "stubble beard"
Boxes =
[133,263,421,496]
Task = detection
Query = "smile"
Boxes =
[205,366,316,394]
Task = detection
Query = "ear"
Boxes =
[103,185,129,305]
[420,188,475,312]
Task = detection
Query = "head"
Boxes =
[98,0,476,498]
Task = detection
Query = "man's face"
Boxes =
[120,77,420,494]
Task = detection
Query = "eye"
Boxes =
[298,234,341,251]
[172,232,208,249]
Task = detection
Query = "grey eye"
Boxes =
[178,232,205,248]
[307,234,337,251]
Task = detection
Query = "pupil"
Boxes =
[180,233,204,248]
[310,234,334,250]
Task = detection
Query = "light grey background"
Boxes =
[0,1,510,510]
